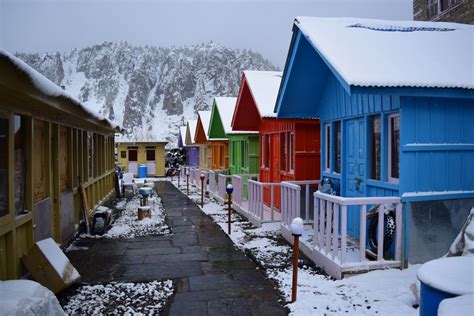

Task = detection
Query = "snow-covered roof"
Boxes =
[179,126,187,143]
[214,97,237,134]
[295,17,474,89]
[187,120,198,144]
[198,110,211,135]
[0,49,122,132]
[244,71,282,117]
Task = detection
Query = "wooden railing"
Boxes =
[281,180,320,226]
[247,180,281,223]
[218,173,232,202]
[231,174,258,208]
[208,170,218,198]
[313,191,402,266]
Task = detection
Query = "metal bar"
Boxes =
[360,204,367,262]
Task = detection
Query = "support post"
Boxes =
[226,184,234,235]
[292,234,300,303]
[200,173,206,208]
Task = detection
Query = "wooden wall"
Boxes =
[0,111,115,280]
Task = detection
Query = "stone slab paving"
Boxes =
[64,181,288,315]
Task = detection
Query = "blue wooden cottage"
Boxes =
[275,17,474,278]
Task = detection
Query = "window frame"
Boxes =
[325,124,331,172]
[289,132,295,173]
[280,133,287,172]
[369,115,382,181]
[333,121,342,174]
[388,113,400,183]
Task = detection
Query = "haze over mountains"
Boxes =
[16,41,277,146]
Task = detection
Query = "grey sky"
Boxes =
[0,0,412,67]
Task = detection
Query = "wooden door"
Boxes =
[59,127,70,192]
[345,118,366,238]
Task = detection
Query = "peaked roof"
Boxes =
[208,97,238,138]
[243,71,283,117]
[294,17,474,90]
[198,111,212,135]
[185,120,197,145]
[178,126,187,147]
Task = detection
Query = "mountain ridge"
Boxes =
[16,41,277,146]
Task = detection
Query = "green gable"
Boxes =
[208,99,227,139]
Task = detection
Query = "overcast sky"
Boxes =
[0,0,412,67]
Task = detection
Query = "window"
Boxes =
[14,115,26,215]
[370,115,381,180]
[289,133,294,172]
[128,147,138,161]
[388,114,400,182]
[146,147,156,161]
[0,118,9,217]
[219,145,224,168]
[334,121,341,174]
[325,124,331,171]
[120,151,126,158]
[281,133,287,172]
[262,135,270,168]
[87,132,94,179]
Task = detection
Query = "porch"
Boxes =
[280,182,403,279]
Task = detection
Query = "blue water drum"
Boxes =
[417,256,473,316]
[138,164,147,178]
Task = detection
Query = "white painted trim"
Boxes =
[325,123,331,172]
[388,113,400,184]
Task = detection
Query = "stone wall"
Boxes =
[414,0,474,24]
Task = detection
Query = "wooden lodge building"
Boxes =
[116,141,167,176]
[207,97,237,171]
[231,71,320,207]
[194,111,211,170]
[274,17,474,271]
[0,50,121,279]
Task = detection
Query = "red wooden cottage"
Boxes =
[232,70,321,208]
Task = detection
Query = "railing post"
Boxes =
[305,184,310,221]
[360,204,367,262]
[325,202,333,255]
[332,203,339,260]
[270,185,275,222]
[377,205,384,261]
[319,199,326,249]
[341,205,347,264]
[395,202,402,262]
[314,195,319,249]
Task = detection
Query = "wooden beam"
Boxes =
[50,123,60,243]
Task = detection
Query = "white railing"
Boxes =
[281,180,320,226]
[247,180,281,223]
[217,173,233,202]
[313,191,402,268]
[208,170,218,198]
[231,174,259,208]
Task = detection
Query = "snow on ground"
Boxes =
[76,195,170,240]
[169,177,420,315]
[1,280,65,316]
[61,280,174,315]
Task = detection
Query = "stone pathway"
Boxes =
[63,181,287,315]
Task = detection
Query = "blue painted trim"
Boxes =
[322,171,341,180]
[402,144,474,152]
[366,179,399,191]
[352,86,474,99]
[274,31,301,114]
[402,191,474,202]
[402,202,409,265]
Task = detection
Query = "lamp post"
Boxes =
[186,169,190,195]
[290,217,304,303]
[200,173,206,208]
[226,184,234,234]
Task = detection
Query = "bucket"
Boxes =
[138,164,147,178]
[417,256,474,316]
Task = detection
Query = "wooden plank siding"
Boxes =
[0,108,116,280]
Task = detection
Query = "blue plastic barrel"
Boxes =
[417,256,473,316]
[137,164,147,178]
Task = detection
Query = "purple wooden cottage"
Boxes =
[184,120,200,167]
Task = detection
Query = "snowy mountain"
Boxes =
[16,42,277,146]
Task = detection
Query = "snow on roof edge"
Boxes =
[0,49,123,132]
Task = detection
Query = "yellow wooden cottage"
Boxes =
[116,141,167,177]
[0,50,121,279]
